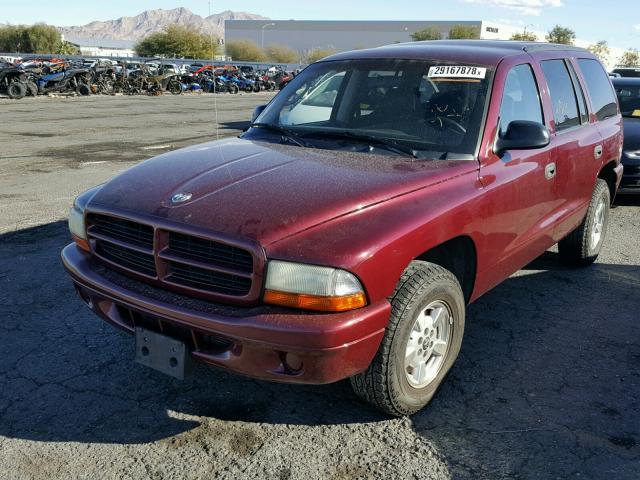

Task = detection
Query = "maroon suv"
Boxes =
[62,41,623,416]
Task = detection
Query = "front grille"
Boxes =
[87,213,258,302]
[169,232,253,273]
[95,241,156,277]
[90,215,154,249]
[167,262,252,295]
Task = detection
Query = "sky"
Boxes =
[2,0,640,49]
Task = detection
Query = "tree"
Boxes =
[135,25,219,59]
[588,40,610,63]
[224,40,267,62]
[411,26,442,41]
[55,41,79,55]
[618,48,640,67]
[304,48,338,63]
[448,24,480,40]
[265,44,299,63]
[510,31,538,42]
[546,25,575,45]
[0,23,61,53]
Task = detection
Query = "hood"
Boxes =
[89,138,477,246]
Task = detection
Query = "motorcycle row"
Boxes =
[0,59,296,100]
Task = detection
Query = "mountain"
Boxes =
[58,8,268,41]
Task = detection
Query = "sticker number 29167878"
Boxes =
[427,65,487,79]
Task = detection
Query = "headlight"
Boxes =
[68,185,102,252]
[263,260,367,312]
[68,206,86,240]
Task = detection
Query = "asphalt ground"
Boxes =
[0,93,638,480]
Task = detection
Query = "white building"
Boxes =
[226,20,623,68]
[64,37,136,58]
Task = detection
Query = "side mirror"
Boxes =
[494,120,550,156]
[251,104,267,123]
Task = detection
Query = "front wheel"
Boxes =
[167,80,182,95]
[350,261,465,416]
[76,83,91,96]
[558,178,610,266]
[7,81,27,99]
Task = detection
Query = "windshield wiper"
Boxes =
[248,123,310,148]
[299,130,422,158]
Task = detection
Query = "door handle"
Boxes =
[545,162,556,180]
[594,145,603,159]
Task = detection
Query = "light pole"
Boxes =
[261,23,276,49]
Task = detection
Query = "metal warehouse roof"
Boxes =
[65,37,136,49]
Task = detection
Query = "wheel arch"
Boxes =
[598,160,618,205]
[414,235,477,304]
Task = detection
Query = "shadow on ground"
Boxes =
[1,221,638,478]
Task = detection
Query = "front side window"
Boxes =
[578,59,618,121]
[499,64,544,136]
[541,59,580,132]
[252,59,494,157]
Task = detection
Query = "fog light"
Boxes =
[284,352,303,372]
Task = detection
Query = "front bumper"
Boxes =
[61,244,390,384]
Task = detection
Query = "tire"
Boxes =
[350,261,465,416]
[25,81,38,97]
[253,83,261,92]
[228,84,239,94]
[7,81,26,99]
[167,81,182,95]
[558,178,610,266]
[76,83,91,96]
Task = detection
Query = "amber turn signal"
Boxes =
[72,234,91,253]
[264,289,367,312]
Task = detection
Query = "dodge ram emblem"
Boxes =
[170,192,192,204]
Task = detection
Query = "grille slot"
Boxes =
[168,232,253,273]
[96,241,157,277]
[167,262,252,296]
[90,215,154,249]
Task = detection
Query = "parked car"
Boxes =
[0,66,31,99]
[611,67,640,78]
[62,40,623,416]
[612,77,640,193]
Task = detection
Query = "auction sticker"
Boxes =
[428,66,487,79]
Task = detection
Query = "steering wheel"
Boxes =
[429,115,467,135]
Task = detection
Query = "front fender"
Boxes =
[266,168,484,304]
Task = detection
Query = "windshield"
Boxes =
[251,59,493,157]
[614,83,640,117]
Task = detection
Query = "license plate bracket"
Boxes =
[135,327,191,380]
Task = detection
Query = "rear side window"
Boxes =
[499,64,543,136]
[541,60,580,132]
[578,59,618,121]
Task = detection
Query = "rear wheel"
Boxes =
[350,261,465,416]
[558,178,610,266]
[7,81,26,99]
[228,83,239,94]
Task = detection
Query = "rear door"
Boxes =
[537,57,603,241]
[576,58,623,185]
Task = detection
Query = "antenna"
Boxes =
[209,0,219,140]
